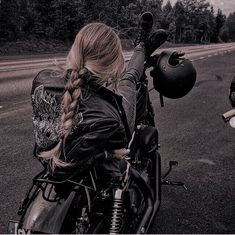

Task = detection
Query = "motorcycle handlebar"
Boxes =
[222,109,235,122]
[145,54,160,68]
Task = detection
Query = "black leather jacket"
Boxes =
[31,45,145,179]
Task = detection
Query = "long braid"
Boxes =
[39,68,87,169]
[39,23,125,170]
[60,71,82,138]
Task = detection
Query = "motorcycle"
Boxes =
[222,109,235,128]
[7,13,196,234]
[222,76,235,128]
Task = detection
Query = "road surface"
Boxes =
[0,43,235,233]
[1,42,235,77]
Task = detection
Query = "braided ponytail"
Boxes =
[39,68,87,169]
[39,22,125,170]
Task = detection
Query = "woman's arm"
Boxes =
[118,44,145,133]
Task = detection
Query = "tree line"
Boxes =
[0,0,235,45]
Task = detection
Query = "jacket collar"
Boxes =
[81,72,123,102]
[83,72,132,140]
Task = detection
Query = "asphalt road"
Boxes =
[0,45,235,233]
[150,52,235,234]
[1,42,235,78]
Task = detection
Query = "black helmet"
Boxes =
[150,51,197,99]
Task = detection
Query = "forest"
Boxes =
[0,0,235,48]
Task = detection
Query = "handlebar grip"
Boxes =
[222,109,235,122]
[145,54,160,68]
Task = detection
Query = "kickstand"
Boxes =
[162,161,178,179]
[161,161,187,190]
[161,179,187,190]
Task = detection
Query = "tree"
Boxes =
[51,0,85,41]
[0,0,20,41]
[161,0,173,29]
[196,6,216,43]
[95,0,120,28]
[214,9,226,41]
[0,0,232,45]
[220,26,229,42]
[24,0,54,38]
[181,0,211,42]
[168,21,176,42]
[117,0,163,40]
[172,0,186,42]
[225,12,235,41]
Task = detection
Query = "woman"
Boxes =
[31,22,145,180]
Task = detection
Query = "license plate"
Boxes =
[7,220,31,234]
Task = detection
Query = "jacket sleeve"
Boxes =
[118,44,145,133]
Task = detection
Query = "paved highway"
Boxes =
[0,44,235,233]
[1,42,235,75]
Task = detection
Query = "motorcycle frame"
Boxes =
[13,62,163,234]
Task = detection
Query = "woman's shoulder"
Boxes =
[32,69,66,94]
[34,68,62,81]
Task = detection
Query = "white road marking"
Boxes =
[0,105,31,119]
[199,57,205,60]
[0,106,3,109]
[12,100,29,106]
[197,158,216,165]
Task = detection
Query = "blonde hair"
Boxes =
[40,23,125,169]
